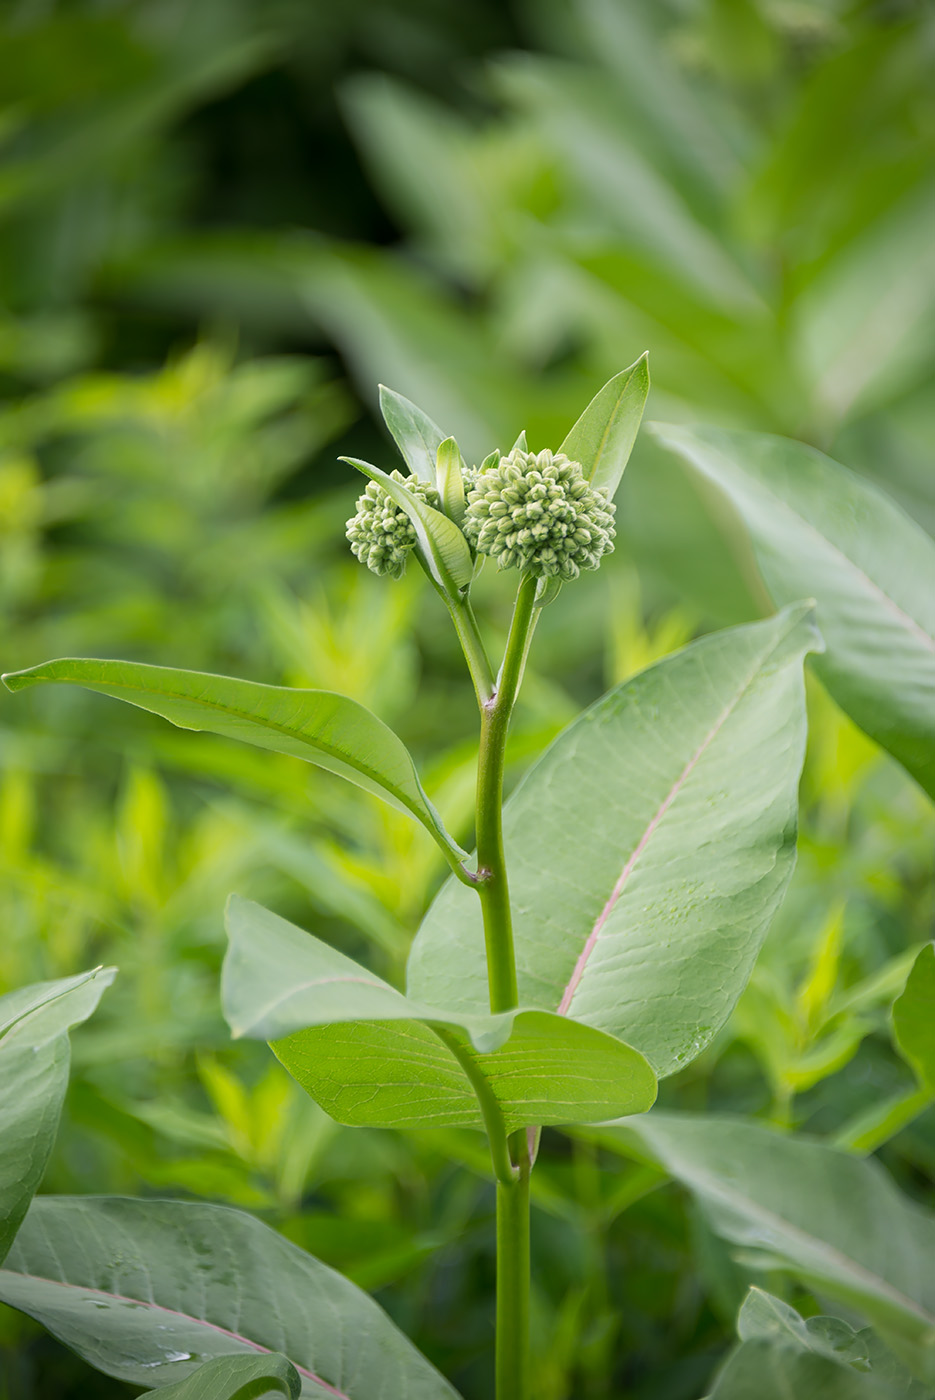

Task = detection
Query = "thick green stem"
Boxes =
[476,571,538,1014]
[496,1165,530,1397]
[473,572,538,1400]
[440,569,540,1400]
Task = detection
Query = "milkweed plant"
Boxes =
[4,354,935,1400]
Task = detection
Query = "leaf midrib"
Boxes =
[0,1270,350,1399]
[691,435,935,656]
[678,1162,935,1330]
[556,630,790,1017]
[18,663,423,816]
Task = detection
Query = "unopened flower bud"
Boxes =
[462,448,615,580]
[346,470,441,579]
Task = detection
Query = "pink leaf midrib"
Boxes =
[0,1270,349,1399]
[556,646,778,1018]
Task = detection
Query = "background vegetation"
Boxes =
[1,1,933,1396]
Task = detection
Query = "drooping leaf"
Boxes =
[0,1197,461,1399]
[2,660,465,867]
[223,896,656,1133]
[0,969,114,1264]
[651,423,935,800]
[140,1353,301,1400]
[340,456,474,592]
[559,354,650,499]
[595,1113,935,1383]
[409,604,820,1076]
[893,943,935,1092]
[378,383,446,483]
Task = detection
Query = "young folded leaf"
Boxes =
[1,660,467,873]
[559,353,650,500]
[378,384,446,484]
[341,456,474,593]
[0,1197,462,1399]
[0,969,115,1264]
[222,896,656,1143]
[140,1352,301,1400]
[436,435,466,524]
[651,423,935,801]
[409,604,821,1076]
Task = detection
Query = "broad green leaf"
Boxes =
[596,1113,935,1382]
[2,659,465,868]
[141,1353,301,1400]
[0,969,114,1264]
[559,354,650,499]
[651,423,935,800]
[340,455,473,592]
[0,1196,461,1399]
[893,944,935,1092]
[223,896,656,1133]
[378,383,445,483]
[409,605,820,1076]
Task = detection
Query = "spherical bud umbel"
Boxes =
[462,448,615,580]
[346,470,441,579]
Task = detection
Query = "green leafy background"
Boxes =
[0,2,933,1398]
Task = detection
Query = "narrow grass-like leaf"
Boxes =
[340,456,473,592]
[651,423,935,800]
[409,605,820,1076]
[595,1113,935,1383]
[223,896,656,1134]
[0,1197,461,1398]
[0,969,114,1264]
[141,1353,301,1400]
[2,660,465,868]
[893,944,935,1092]
[559,354,649,498]
[378,383,446,483]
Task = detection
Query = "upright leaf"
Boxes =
[141,1353,301,1400]
[595,1113,935,1383]
[0,1197,461,1399]
[651,423,935,800]
[223,896,656,1133]
[340,456,474,592]
[409,605,820,1076]
[0,969,114,1263]
[2,660,465,867]
[378,383,446,483]
[893,943,935,1092]
[559,354,650,499]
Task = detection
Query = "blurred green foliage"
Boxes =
[0,1,933,1397]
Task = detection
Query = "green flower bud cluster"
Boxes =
[346,470,440,579]
[462,448,615,580]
